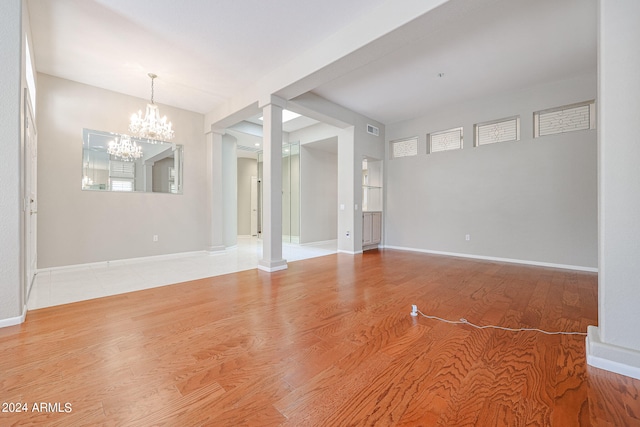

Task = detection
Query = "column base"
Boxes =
[257,259,288,272]
[586,325,640,380]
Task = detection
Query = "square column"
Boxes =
[207,129,225,253]
[586,0,640,380]
[337,126,358,254]
[258,96,288,272]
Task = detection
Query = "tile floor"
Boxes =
[28,237,337,310]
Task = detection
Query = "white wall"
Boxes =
[586,0,640,379]
[385,74,597,269]
[300,143,338,243]
[36,74,209,267]
[222,134,237,247]
[0,0,23,324]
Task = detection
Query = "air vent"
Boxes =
[367,124,379,136]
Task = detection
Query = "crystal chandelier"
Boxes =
[107,134,143,161]
[129,73,174,141]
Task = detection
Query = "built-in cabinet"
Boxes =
[362,158,383,250]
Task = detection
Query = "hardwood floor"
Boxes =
[1,249,638,426]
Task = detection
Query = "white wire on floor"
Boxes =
[410,305,587,336]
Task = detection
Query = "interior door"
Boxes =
[24,89,38,300]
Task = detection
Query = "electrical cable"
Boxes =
[410,305,587,336]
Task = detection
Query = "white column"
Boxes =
[221,134,238,248]
[337,126,357,254]
[586,0,640,379]
[0,0,24,326]
[258,96,288,272]
[207,129,225,252]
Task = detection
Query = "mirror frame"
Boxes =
[81,128,183,194]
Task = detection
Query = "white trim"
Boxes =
[207,245,226,254]
[337,249,364,255]
[257,259,288,272]
[299,239,338,247]
[586,326,640,380]
[381,245,598,272]
[37,250,208,273]
[0,305,27,329]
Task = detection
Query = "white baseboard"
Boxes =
[257,259,288,272]
[0,305,27,329]
[299,239,338,247]
[381,245,598,272]
[38,250,208,273]
[586,325,640,380]
[337,249,364,255]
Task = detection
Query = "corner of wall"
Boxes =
[587,325,640,380]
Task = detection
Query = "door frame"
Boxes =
[23,88,37,301]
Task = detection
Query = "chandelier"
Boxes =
[129,73,174,141]
[107,134,143,161]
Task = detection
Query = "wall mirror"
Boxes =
[81,129,183,194]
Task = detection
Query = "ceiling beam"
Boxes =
[205,0,463,131]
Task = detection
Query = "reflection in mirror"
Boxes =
[82,129,183,194]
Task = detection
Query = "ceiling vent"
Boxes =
[366,124,379,136]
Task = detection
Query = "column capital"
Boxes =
[258,94,287,110]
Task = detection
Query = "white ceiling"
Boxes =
[27,0,596,127]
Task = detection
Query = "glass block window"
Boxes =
[391,137,418,159]
[475,117,520,146]
[534,101,596,137]
[428,127,463,153]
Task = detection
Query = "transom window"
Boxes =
[428,127,463,153]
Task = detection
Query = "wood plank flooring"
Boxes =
[0,249,638,426]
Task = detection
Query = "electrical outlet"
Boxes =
[465,234,470,241]
[153,235,159,242]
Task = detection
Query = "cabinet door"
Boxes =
[371,212,382,244]
[363,212,372,244]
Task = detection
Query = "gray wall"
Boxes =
[300,143,338,243]
[237,157,257,236]
[36,74,209,267]
[385,74,597,268]
[0,0,23,322]
[151,157,174,193]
